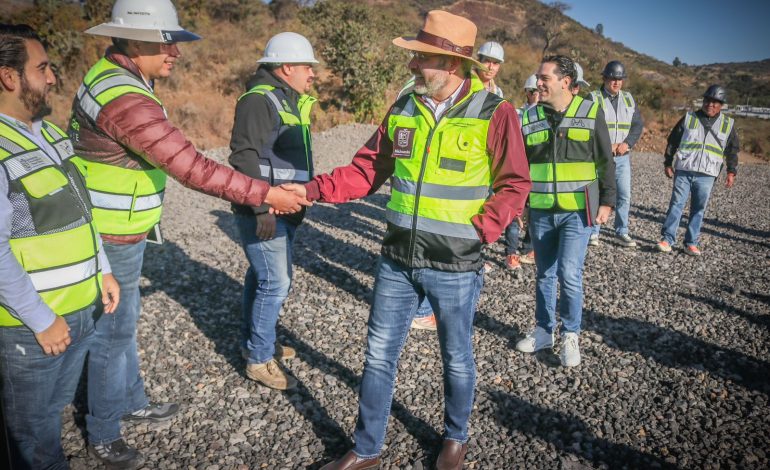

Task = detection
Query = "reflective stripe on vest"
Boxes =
[591,90,635,144]
[386,78,497,241]
[73,58,168,235]
[522,96,599,211]
[0,120,101,326]
[239,84,315,183]
[673,112,733,177]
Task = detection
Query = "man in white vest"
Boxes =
[657,85,738,256]
[589,61,643,247]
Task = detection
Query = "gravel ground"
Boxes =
[62,123,770,469]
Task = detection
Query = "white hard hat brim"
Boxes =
[256,57,319,64]
[85,23,201,43]
[579,79,590,87]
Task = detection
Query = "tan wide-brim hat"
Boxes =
[392,10,487,71]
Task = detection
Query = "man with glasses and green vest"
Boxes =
[0,24,119,469]
[68,1,310,467]
[228,32,318,390]
[515,55,615,368]
[284,10,531,469]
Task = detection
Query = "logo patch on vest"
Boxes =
[393,127,415,158]
[439,157,466,172]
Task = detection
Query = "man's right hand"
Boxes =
[34,316,71,355]
[264,186,311,214]
[256,213,276,240]
[665,167,674,178]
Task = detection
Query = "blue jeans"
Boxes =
[592,154,631,236]
[530,210,592,334]
[0,306,95,469]
[504,221,521,255]
[235,214,296,364]
[352,256,483,457]
[87,240,149,445]
[661,170,716,247]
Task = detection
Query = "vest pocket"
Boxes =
[21,167,84,233]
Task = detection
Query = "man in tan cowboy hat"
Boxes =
[283,9,531,470]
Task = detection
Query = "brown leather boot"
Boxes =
[435,440,467,470]
[320,450,380,469]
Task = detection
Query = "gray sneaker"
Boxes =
[515,326,554,353]
[122,402,179,423]
[617,233,637,247]
[88,438,144,470]
[588,234,599,246]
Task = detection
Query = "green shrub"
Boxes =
[300,0,410,121]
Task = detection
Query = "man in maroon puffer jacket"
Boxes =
[67,1,309,467]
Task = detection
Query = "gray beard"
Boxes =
[414,74,449,98]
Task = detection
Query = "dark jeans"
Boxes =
[87,241,149,445]
[0,306,95,469]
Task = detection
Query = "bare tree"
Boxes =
[529,1,571,57]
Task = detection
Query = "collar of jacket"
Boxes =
[104,46,151,87]
[246,66,301,103]
[694,109,720,127]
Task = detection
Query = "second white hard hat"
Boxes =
[524,74,538,90]
[85,0,200,43]
[574,63,590,88]
[257,32,319,64]
[478,41,504,63]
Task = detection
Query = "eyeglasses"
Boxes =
[410,51,440,63]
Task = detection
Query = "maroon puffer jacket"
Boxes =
[70,48,268,243]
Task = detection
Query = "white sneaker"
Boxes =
[588,234,599,246]
[515,326,554,353]
[617,233,637,247]
[560,332,581,367]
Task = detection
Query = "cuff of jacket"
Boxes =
[305,180,321,202]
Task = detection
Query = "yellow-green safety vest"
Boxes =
[70,58,167,236]
[0,119,102,326]
[521,96,600,211]
[384,77,504,270]
[238,84,316,184]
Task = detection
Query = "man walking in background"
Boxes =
[229,32,319,390]
[516,55,615,368]
[589,60,643,247]
[657,85,738,256]
[69,1,309,467]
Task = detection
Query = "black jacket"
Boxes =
[228,67,308,225]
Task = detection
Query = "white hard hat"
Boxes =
[524,74,538,90]
[574,62,590,88]
[257,32,318,64]
[477,41,504,63]
[85,0,200,43]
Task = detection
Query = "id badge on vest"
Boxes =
[392,127,416,159]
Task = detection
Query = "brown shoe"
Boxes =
[274,343,296,360]
[520,250,535,264]
[246,358,297,390]
[435,440,467,470]
[505,254,521,270]
[320,450,380,470]
[241,343,296,361]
